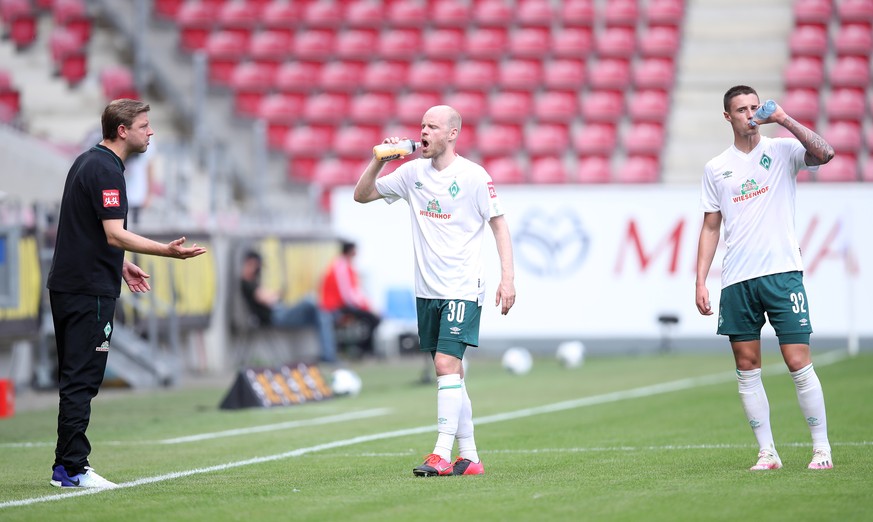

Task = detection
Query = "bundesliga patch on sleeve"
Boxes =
[102,189,120,207]
[487,182,497,198]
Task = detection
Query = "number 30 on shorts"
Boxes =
[447,300,466,322]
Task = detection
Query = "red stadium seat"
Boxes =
[303,92,351,124]
[499,59,543,91]
[596,27,637,59]
[424,29,465,60]
[261,1,301,38]
[466,27,508,59]
[489,91,534,123]
[444,91,488,124]
[0,70,20,123]
[789,24,829,57]
[430,0,471,27]
[408,60,455,92]
[604,0,639,27]
[633,57,676,90]
[363,61,409,92]
[396,92,441,124]
[294,30,336,61]
[257,93,305,150]
[345,0,383,28]
[534,91,579,123]
[484,157,525,184]
[780,88,820,123]
[230,62,275,117]
[544,59,586,90]
[378,29,423,61]
[793,0,832,25]
[816,154,859,181]
[552,27,594,58]
[303,1,344,28]
[100,65,138,101]
[838,0,873,23]
[834,23,873,56]
[628,89,670,122]
[350,92,396,125]
[510,27,551,58]
[624,122,666,156]
[176,1,214,52]
[49,28,86,85]
[204,31,247,86]
[784,56,825,89]
[387,0,428,27]
[829,56,870,89]
[153,0,184,20]
[561,0,595,26]
[320,61,365,93]
[53,0,90,44]
[312,159,361,190]
[335,29,379,61]
[2,0,37,49]
[477,123,523,157]
[526,124,571,156]
[516,0,554,27]
[589,58,632,90]
[473,0,513,27]
[456,124,478,157]
[576,156,612,183]
[453,60,499,91]
[218,1,259,43]
[826,88,866,122]
[615,155,660,183]
[275,61,322,93]
[823,121,863,153]
[581,91,625,124]
[646,0,685,26]
[249,30,293,72]
[529,157,569,184]
[287,157,318,183]
[284,126,336,159]
[333,125,383,159]
[640,25,681,58]
[574,122,618,156]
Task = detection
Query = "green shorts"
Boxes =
[717,271,812,345]
[416,298,481,359]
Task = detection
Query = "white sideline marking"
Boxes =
[0,408,393,449]
[0,350,850,510]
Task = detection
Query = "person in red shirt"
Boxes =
[320,240,381,357]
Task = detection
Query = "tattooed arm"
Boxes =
[776,113,835,166]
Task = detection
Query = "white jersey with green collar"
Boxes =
[375,155,505,304]
[700,135,817,289]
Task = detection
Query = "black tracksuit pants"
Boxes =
[49,291,116,475]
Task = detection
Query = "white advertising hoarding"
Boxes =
[331,184,871,341]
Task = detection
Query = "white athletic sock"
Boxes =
[790,363,831,452]
[433,373,462,461]
[736,368,776,453]
[456,380,480,463]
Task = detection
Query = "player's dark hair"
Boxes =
[723,85,758,112]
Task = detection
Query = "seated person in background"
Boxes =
[319,240,382,356]
[239,250,338,363]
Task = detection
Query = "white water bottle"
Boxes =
[373,139,420,161]
[750,100,777,127]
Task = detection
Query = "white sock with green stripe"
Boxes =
[736,368,776,452]
[456,380,480,463]
[433,373,462,461]
[790,363,831,452]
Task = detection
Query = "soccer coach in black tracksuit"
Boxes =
[46,99,207,489]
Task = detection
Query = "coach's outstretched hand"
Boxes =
[167,237,207,259]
